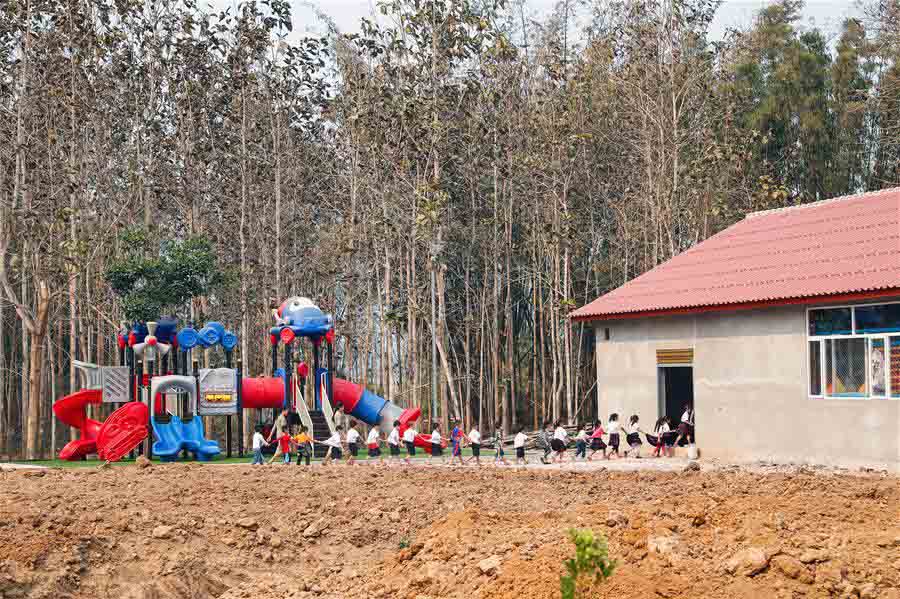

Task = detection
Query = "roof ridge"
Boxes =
[745,186,900,219]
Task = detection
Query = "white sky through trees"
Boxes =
[208,0,864,41]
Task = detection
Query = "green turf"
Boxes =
[6,445,497,468]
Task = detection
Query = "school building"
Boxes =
[572,188,900,470]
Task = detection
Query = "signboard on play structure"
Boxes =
[197,368,238,415]
[101,366,130,403]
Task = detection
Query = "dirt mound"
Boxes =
[0,464,897,598]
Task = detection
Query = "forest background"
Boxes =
[0,0,898,458]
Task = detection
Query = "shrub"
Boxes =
[560,528,616,599]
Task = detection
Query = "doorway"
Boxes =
[658,366,694,428]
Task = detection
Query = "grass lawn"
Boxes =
[5,444,501,468]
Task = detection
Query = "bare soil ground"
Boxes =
[0,460,898,599]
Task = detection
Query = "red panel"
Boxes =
[573,187,900,320]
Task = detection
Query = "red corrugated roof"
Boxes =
[572,187,900,321]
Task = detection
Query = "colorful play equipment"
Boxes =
[54,296,431,461]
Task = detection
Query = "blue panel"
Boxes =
[156,317,179,343]
[350,389,387,426]
[198,325,220,347]
[221,331,238,351]
[176,327,199,350]
[206,321,226,339]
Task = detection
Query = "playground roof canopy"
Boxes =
[572,186,900,321]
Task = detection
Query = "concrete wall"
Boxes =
[595,303,900,470]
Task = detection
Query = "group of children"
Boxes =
[249,403,695,467]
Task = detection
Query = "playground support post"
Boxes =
[326,339,334,413]
[283,340,293,413]
[236,357,244,457]
[313,341,321,411]
[147,356,155,460]
[136,359,145,456]
[181,349,190,418]
[225,349,233,458]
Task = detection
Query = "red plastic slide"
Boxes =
[54,390,149,461]
[54,390,103,460]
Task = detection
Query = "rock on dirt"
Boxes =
[648,535,679,555]
[799,549,829,564]
[771,555,813,584]
[724,547,770,577]
[683,461,701,472]
[478,556,502,576]
[151,525,174,539]
[606,510,628,527]
[303,518,327,538]
[236,517,258,529]
[136,455,152,469]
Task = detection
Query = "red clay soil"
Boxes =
[0,463,897,599]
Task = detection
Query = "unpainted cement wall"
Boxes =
[595,304,900,470]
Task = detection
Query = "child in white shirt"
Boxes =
[575,426,589,460]
[366,425,383,465]
[467,427,482,466]
[624,415,644,458]
[402,425,417,464]
[251,425,269,465]
[551,421,568,463]
[387,420,402,463]
[513,427,528,464]
[322,430,342,466]
[429,423,443,463]
[607,413,622,458]
[346,421,361,465]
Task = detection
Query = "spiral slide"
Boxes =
[53,391,149,461]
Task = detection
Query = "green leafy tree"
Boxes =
[104,228,230,321]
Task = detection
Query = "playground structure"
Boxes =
[54,296,435,462]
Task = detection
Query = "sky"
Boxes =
[209,0,866,41]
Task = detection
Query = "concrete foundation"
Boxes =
[595,302,900,471]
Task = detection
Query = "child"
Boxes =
[292,425,313,466]
[574,425,589,460]
[624,414,643,458]
[429,422,443,464]
[551,420,568,463]
[493,429,510,466]
[387,420,402,464]
[366,424,384,465]
[278,430,292,464]
[402,423,417,465]
[322,429,342,466]
[539,421,553,465]
[606,413,621,459]
[449,420,466,467]
[346,420,361,465]
[651,416,668,458]
[588,420,606,461]
[673,403,694,447]
[467,425,482,466]
[513,426,528,465]
[251,424,269,465]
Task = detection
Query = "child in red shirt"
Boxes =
[278,432,292,465]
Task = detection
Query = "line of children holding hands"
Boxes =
[251,404,694,466]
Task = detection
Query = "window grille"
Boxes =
[825,338,867,398]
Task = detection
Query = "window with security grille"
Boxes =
[824,338,867,398]
[809,341,822,396]
[870,338,886,397]
[891,337,900,398]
